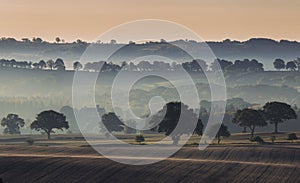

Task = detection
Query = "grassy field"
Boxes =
[0,132,300,182]
[0,131,299,146]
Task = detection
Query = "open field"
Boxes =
[0,131,299,146]
[0,133,300,182]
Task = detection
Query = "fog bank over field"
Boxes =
[0,67,300,134]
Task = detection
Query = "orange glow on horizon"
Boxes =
[0,0,299,42]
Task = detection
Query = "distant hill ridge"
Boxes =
[0,37,299,69]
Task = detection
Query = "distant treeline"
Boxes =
[1,57,300,73]
[1,37,300,70]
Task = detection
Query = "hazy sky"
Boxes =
[1,0,299,42]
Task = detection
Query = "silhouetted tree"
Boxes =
[1,114,25,134]
[182,62,191,72]
[39,60,46,69]
[160,39,166,43]
[107,62,121,72]
[294,58,300,71]
[211,59,233,71]
[206,123,231,144]
[151,102,202,145]
[121,61,127,68]
[31,110,69,139]
[128,41,135,45]
[273,58,285,70]
[246,59,264,72]
[135,135,145,144]
[33,37,43,43]
[263,102,297,133]
[47,59,55,70]
[54,58,65,71]
[194,118,204,136]
[232,108,267,138]
[73,61,83,71]
[10,59,16,68]
[226,59,264,73]
[286,61,297,71]
[216,124,231,144]
[110,39,117,44]
[55,37,61,43]
[101,112,124,133]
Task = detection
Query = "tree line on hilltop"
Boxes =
[1,57,300,73]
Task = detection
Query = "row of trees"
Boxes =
[83,58,264,73]
[0,37,115,45]
[101,102,230,144]
[0,58,66,71]
[1,57,300,73]
[101,101,297,144]
[1,101,298,144]
[1,37,88,45]
[1,110,69,139]
[233,101,297,137]
[273,58,300,71]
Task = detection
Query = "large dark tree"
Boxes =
[31,110,69,139]
[1,114,25,134]
[151,102,202,145]
[263,102,297,133]
[232,108,267,138]
[273,58,285,70]
[101,112,124,133]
